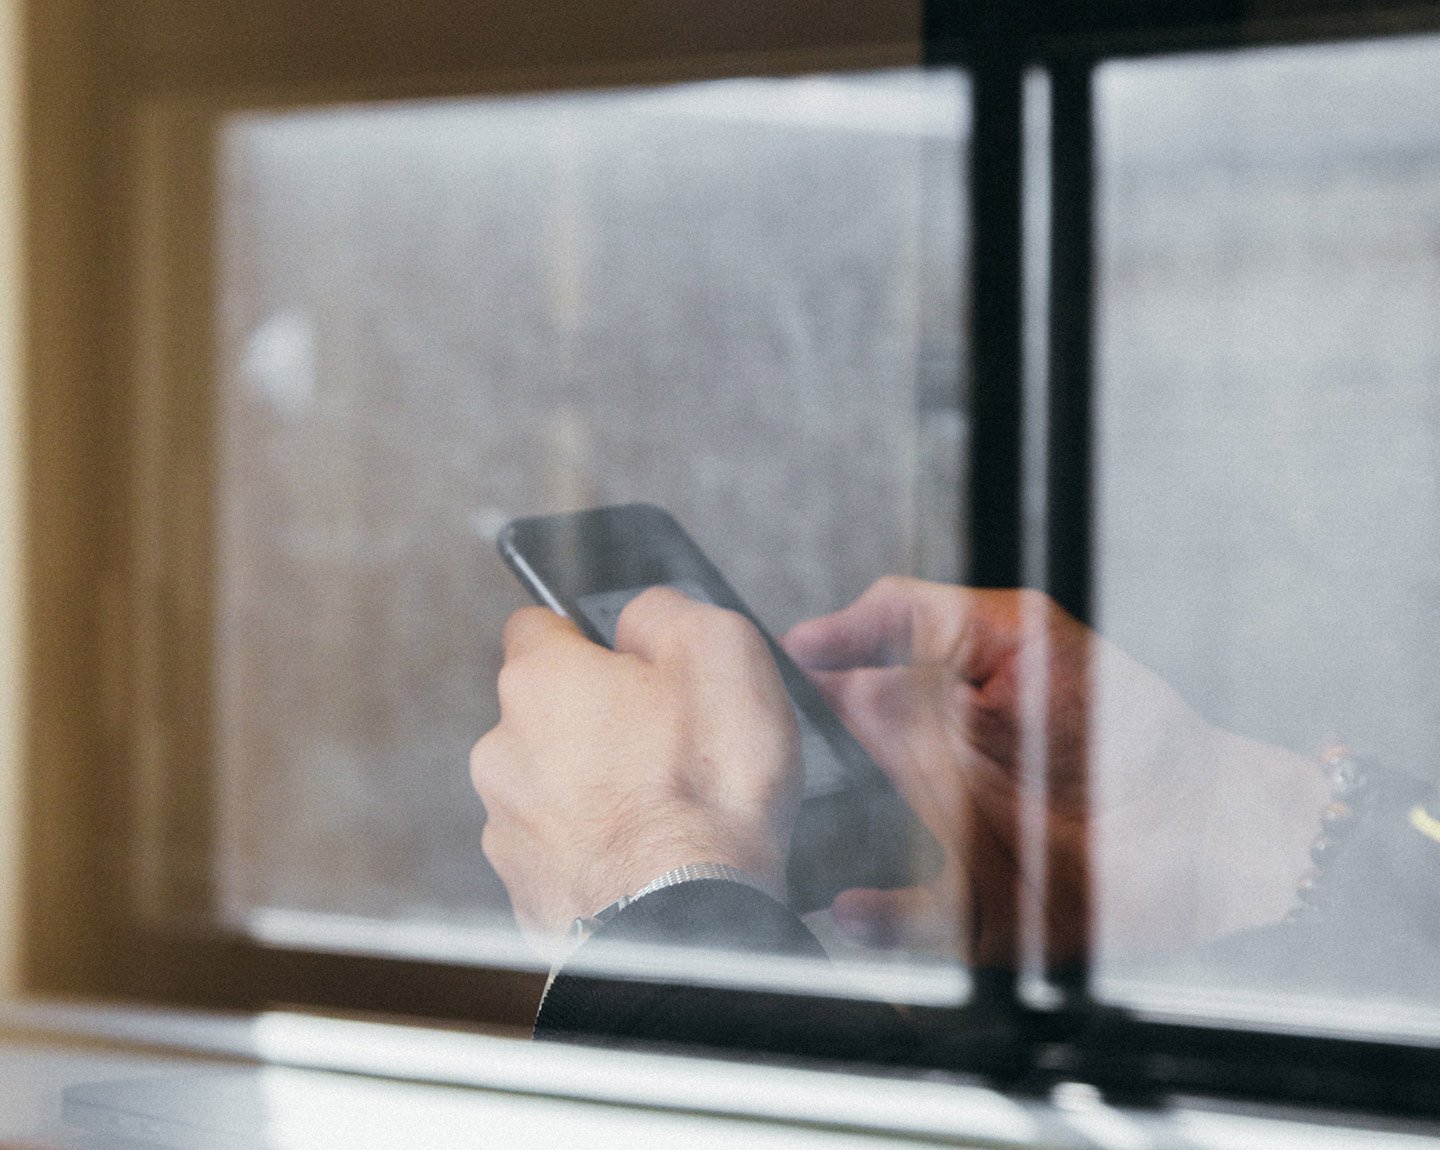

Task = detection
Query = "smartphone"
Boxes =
[497,502,940,914]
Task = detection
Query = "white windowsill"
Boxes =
[1,996,1439,1149]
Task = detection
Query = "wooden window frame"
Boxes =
[20,0,922,1025]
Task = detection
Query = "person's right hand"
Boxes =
[471,586,800,955]
[782,578,1324,967]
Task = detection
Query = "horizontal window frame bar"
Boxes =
[925,0,1440,64]
[101,0,922,104]
[109,918,1440,1123]
[1060,1010,1440,1120]
[7,998,1440,1139]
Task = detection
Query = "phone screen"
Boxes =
[574,582,850,799]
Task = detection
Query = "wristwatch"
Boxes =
[566,862,766,946]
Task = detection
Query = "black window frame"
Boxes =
[928,0,1440,1119]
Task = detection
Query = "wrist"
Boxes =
[1094,715,1325,954]
[571,823,787,924]
[1200,726,1330,936]
[567,862,772,946]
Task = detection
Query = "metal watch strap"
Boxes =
[566,863,765,945]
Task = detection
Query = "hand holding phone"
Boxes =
[496,503,940,915]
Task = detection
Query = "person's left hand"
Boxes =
[470,587,801,950]
[781,578,1326,966]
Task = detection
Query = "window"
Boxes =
[210,70,968,1002]
[22,0,1440,1122]
[1091,36,1440,1033]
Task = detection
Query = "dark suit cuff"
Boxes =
[534,880,912,1062]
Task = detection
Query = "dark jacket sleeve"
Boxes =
[534,880,919,1063]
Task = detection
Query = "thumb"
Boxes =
[783,580,922,671]
[784,577,1015,684]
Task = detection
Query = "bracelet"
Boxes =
[1286,745,1375,924]
[566,863,767,946]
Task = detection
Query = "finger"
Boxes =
[806,667,922,755]
[614,584,760,667]
[817,665,958,787]
[610,584,692,659]
[781,580,916,670]
[806,626,1037,775]
[783,577,1019,684]
[468,725,529,810]
[501,604,592,661]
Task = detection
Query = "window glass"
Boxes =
[215,69,969,1000]
[1092,35,1440,1033]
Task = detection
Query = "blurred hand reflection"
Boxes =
[784,578,1327,966]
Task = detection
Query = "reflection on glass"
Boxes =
[1092,35,1440,1031]
[214,69,968,998]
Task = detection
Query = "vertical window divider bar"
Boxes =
[961,35,1027,1031]
[1044,62,1095,630]
[964,56,1026,593]
[1041,59,1097,1017]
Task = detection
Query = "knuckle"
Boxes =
[480,820,504,867]
[501,606,547,650]
[495,657,546,714]
[634,584,683,609]
[1015,587,1052,613]
[614,587,662,639]
[865,573,923,613]
[871,573,915,598]
[668,602,750,662]
[469,732,504,797]
[619,586,711,653]
[711,606,764,653]
[495,661,524,710]
[617,585,681,631]
[500,608,528,647]
[634,584,682,613]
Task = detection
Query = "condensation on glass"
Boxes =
[1090,35,1440,1034]
[214,70,969,999]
